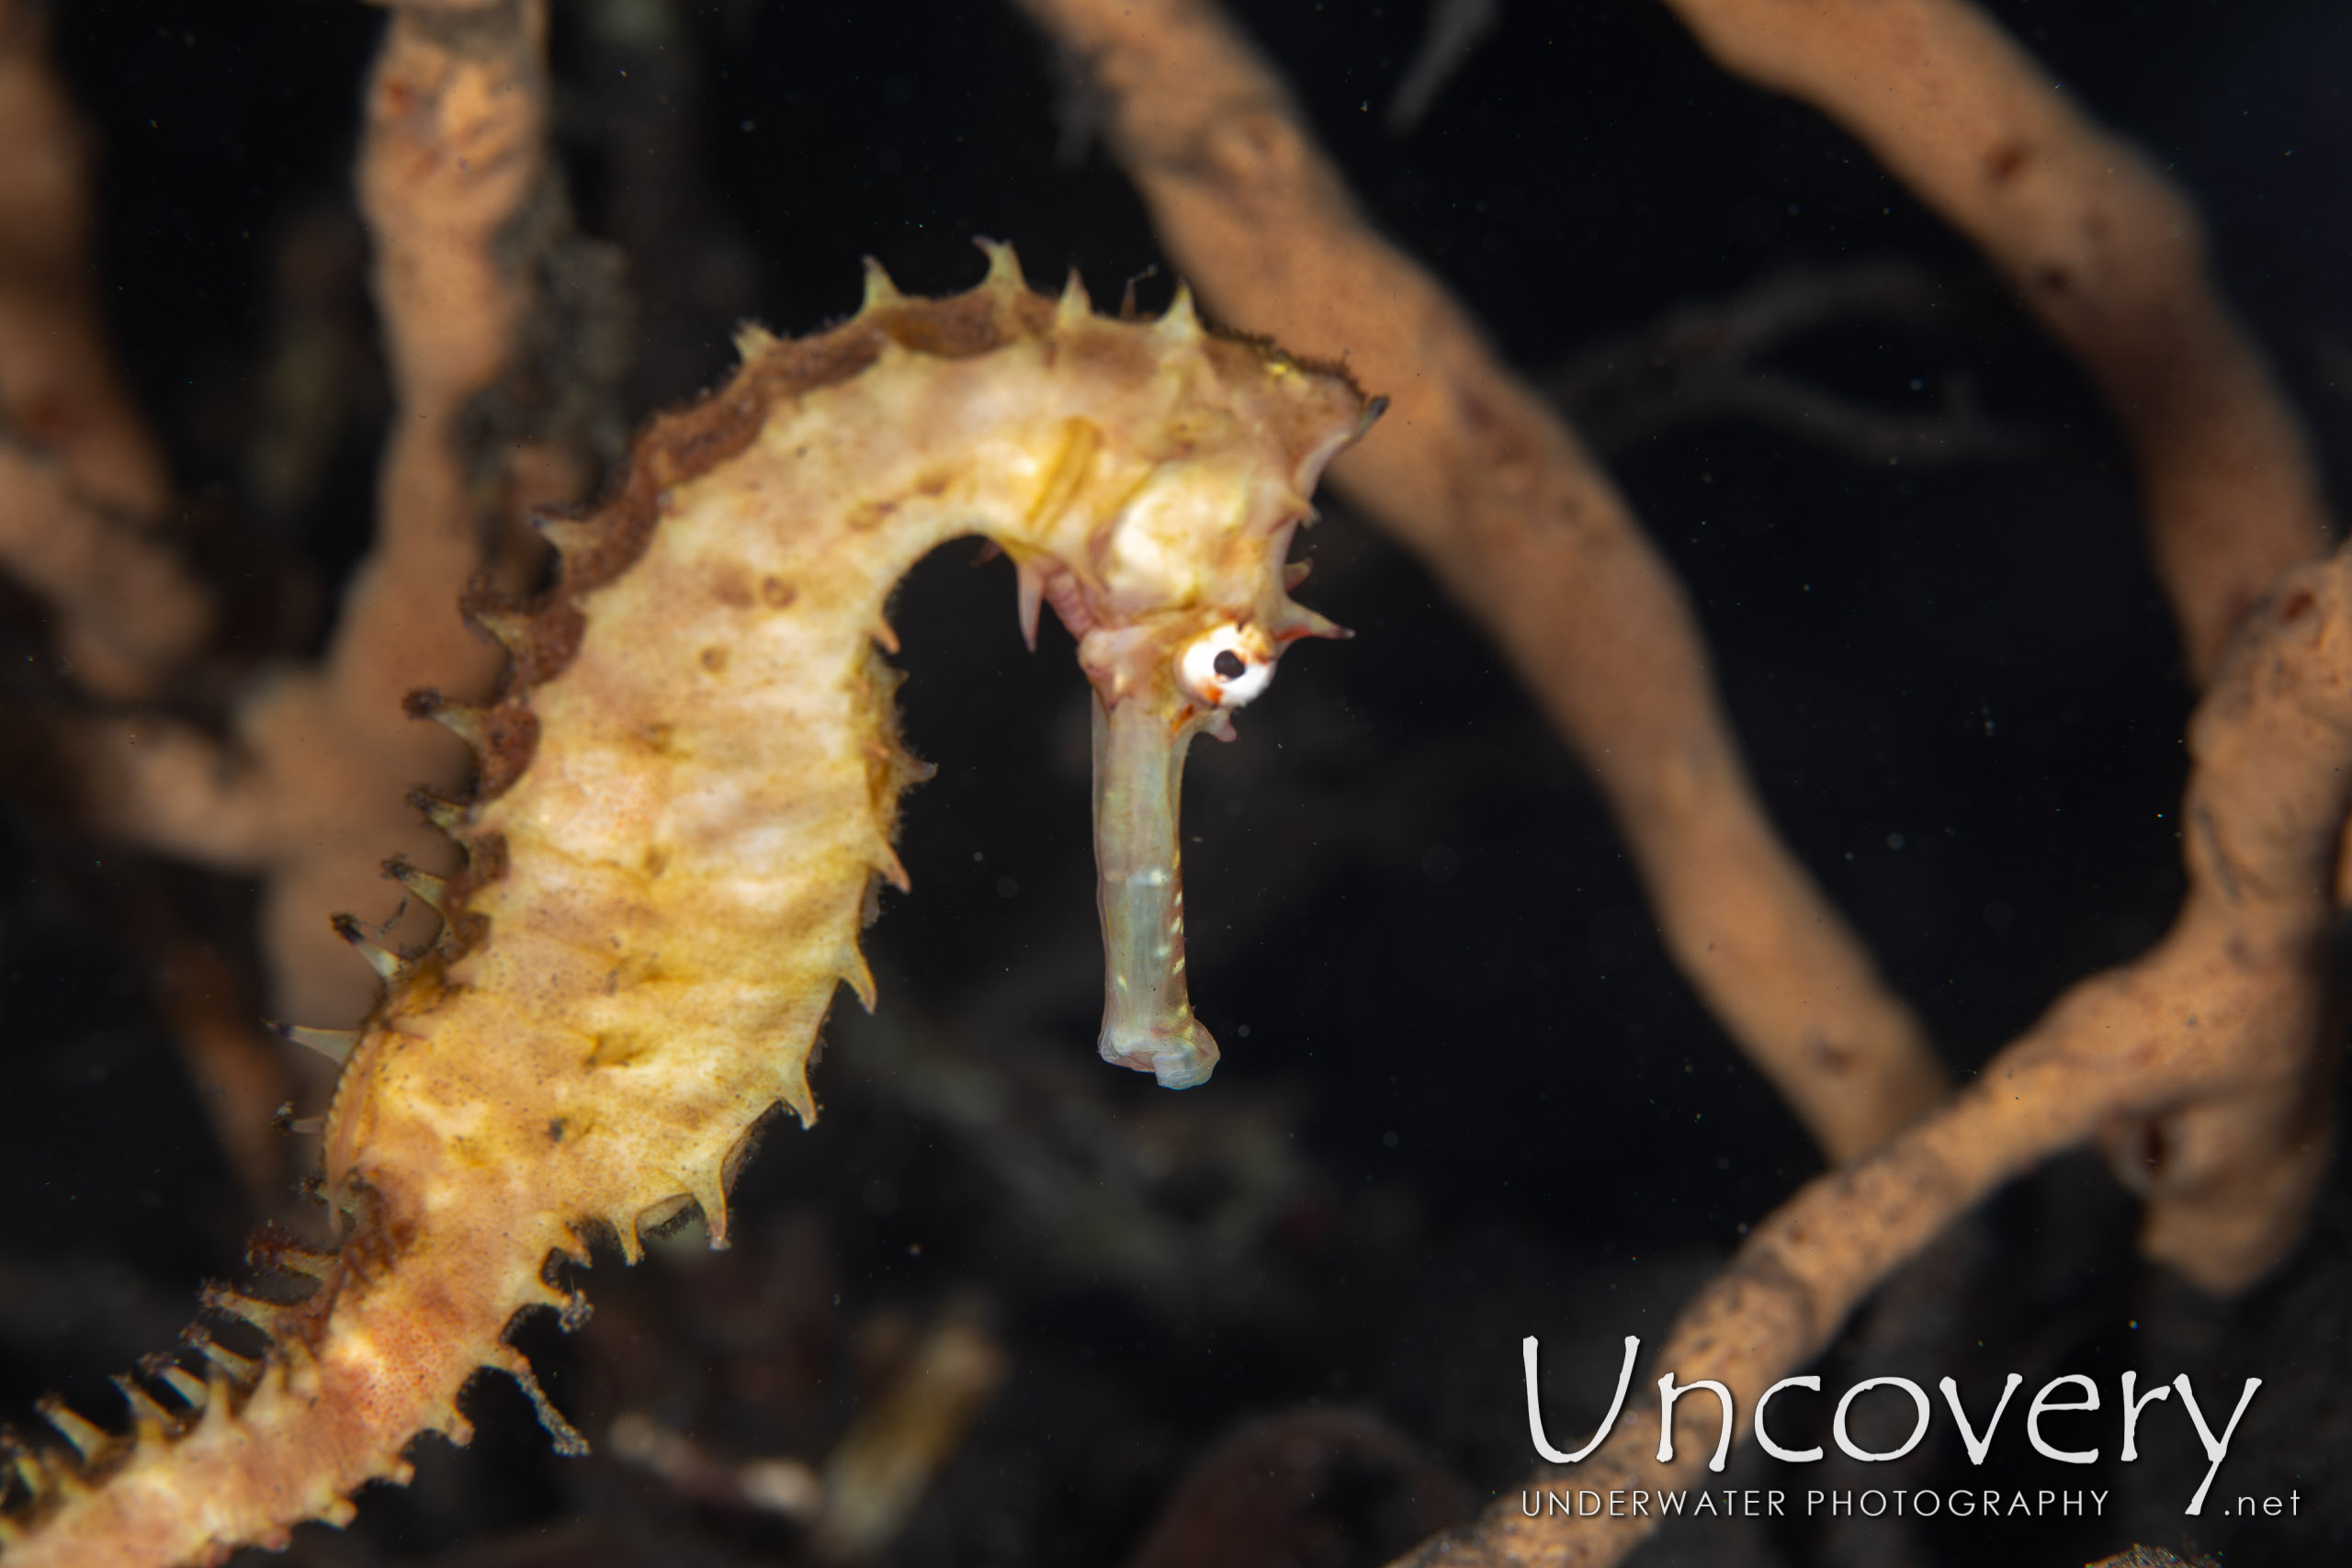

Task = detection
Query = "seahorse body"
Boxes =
[0,248,1368,1567]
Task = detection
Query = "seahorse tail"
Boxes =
[0,1193,576,1566]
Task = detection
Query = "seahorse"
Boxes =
[0,246,1373,1567]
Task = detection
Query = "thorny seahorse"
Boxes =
[0,246,1375,1566]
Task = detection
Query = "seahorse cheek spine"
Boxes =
[0,254,1368,1568]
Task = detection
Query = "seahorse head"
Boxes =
[1004,276,1382,1089]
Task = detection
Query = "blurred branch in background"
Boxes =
[1016,0,1952,1170]
[1545,260,2045,466]
[1400,538,2352,1564]
[1017,0,2342,1562]
[1124,1407,1473,1568]
[0,0,2344,1564]
[0,0,199,704]
[0,0,289,1201]
[0,0,637,1220]
[1660,0,2331,687]
[1385,0,1499,139]
[71,0,625,1039]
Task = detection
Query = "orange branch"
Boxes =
[1398,538,2352,1563]
[1659,0,2333,682]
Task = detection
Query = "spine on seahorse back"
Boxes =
[0,249,1368,1567]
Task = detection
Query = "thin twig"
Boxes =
[1546,261,2044,465]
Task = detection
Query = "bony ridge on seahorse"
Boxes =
[0,243,1375,1567]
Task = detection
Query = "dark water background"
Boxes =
[4,2,2349,1564]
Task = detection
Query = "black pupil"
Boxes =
[1213,649,1248,680]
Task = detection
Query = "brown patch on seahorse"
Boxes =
[708,561,756,607]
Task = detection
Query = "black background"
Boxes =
[4,3,2349,1564]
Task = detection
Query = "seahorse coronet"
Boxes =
[0,247,1371,1566]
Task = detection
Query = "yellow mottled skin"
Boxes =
[0,249,1369,1567]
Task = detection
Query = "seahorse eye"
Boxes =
[1178,622,1275,710]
